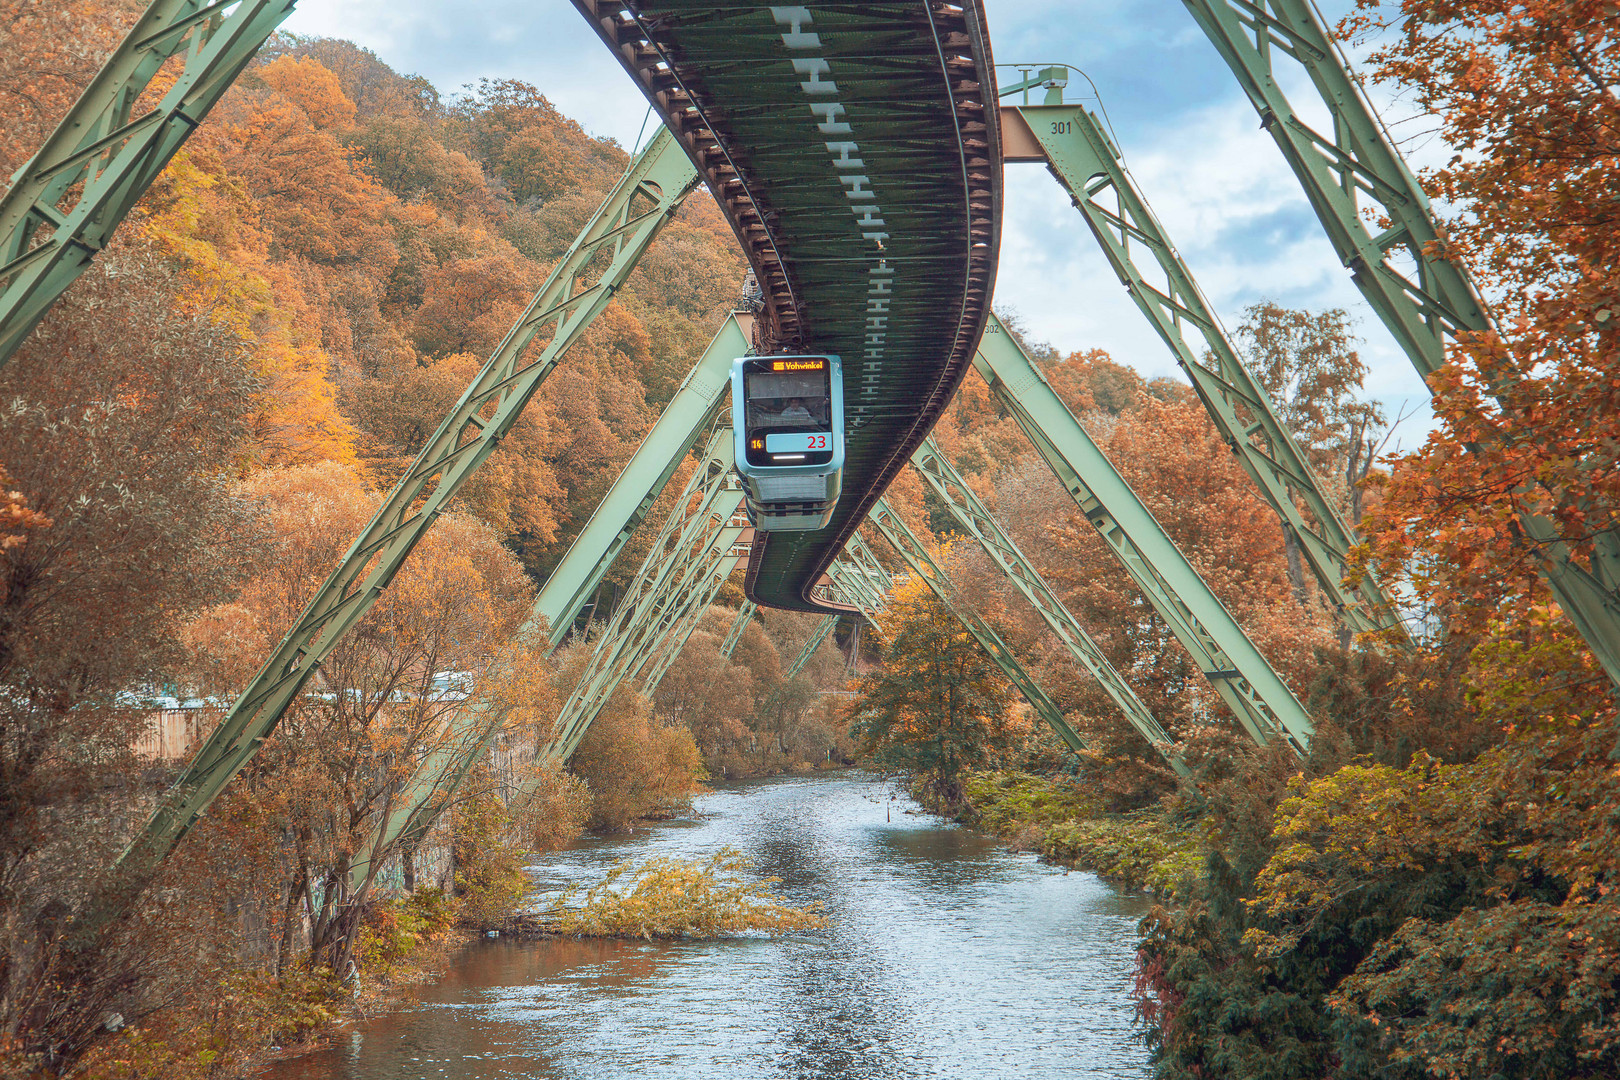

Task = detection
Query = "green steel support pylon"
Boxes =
[866,498,1089,756]
[810,538,889,620]
[1001,101,1402,639]
[1183,0,1620,689]
[820,559,887,626]
[525,314,746,638]
[110,127,701,904]
[1182,0,1487,379]
[538,427,746,766]
[349,316,741,891]
[975,313,1315,755]
[784,614,841,681]
[719,601,758,660]
[0,0,298,366]
[909,436,1188,775]
[639,531,754,696]
[841,533,895,615]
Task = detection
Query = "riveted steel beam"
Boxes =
[974,313,1314,755]
[350,314,742,891]
[537,426,746,767]
[0,0,298,366]
[909,436,1189,776]
[108,128,701,910]
[1001,102,1402,641]
[525,313,744,640]
[784,614,841,681]
[1181,0,1486,379]
[1185,0,1620,689]
[718,600,758,660]
[866,498,1088,756]
[640,528,754,697]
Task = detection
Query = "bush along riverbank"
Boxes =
[955,771,1206,901]
[507,847,825,940]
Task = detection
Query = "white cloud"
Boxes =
[280,0,1437,445]
[282,0,649,146]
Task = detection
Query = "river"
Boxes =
[260,772,1153,1080]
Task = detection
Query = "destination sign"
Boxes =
[771,359,827,372]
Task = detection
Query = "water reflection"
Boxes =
[260,773,1152,1080]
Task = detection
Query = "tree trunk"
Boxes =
[274,873,305,979]
[1282,525,1309,606]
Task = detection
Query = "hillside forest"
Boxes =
[0,1,1616,1078]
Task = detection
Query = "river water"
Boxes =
[261,772,1153,1080]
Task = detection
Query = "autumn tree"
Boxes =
[566,684,704,832]
[653,624,756,761]
[0,249,260,1064]
[847,579,1024,809]
[450,78,624,206]
[181,461,544,972]
[1346,0,1620,651]
[1130,8,1620,1075]
[1232,302,1385,604]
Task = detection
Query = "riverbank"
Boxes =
[257,772,1154,1080]
[954,770,1206,900]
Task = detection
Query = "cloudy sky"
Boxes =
[282,0,1439,445]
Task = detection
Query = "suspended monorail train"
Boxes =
[731,353,845,531]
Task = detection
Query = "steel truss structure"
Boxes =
[113,127,700,895]
[349,315,746,889]
[866,498,1087,757]
[1000,100,1401,639]
[908,437,1188,775]
[536,425,749,768]
[0,0,299,366]
[718,601,759,660]
[1182,0,1620,688]
[19,0,1570,916]
[974,313,1315,755]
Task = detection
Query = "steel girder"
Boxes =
[111,128,701,901]
[353,335,746,890]
[0,0,297,366]
[814,543,889,626]
[350,318,744,889]
[1184,0,1620,689]
[572,2,1003,614]
[836,534,893,624]
[1001,102,1402,640]
[784,614,840,681]
[537,427,747,766]
[1183,0,1486,379]
[909,436,1189,776]
[974,313,1315,755]
[718,600,758,660]
[638,533,753,697]
[762,545,888,712]
[866,498,1087,755]
[524,314,746,639]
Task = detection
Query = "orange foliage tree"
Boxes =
[1347,0,1620,651]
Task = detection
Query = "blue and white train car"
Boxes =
[731,354,845,531]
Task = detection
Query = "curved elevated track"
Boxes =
[574,0,1002,611]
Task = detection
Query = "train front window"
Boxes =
[745,368,831,430]
[742,357,835,467]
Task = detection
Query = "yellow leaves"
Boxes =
[1247,752,1519,950]
[569,689,705,831]
[541,848,826,939]
[140,149,362,470]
